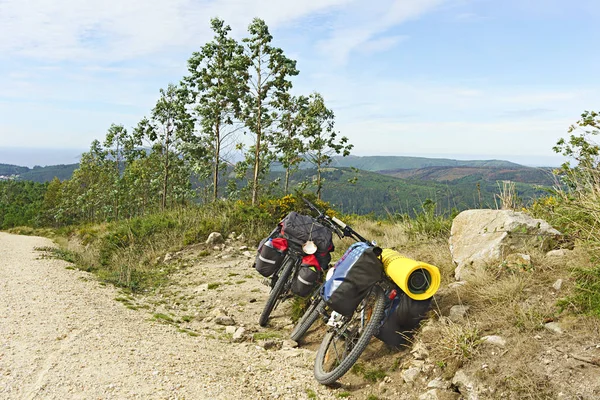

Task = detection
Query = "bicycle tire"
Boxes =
[258,257,295,327]
[313,285,386,385]
[290,297,326,342]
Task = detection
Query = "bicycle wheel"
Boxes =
[290,297,326,342]
[313,285,386,385]
[258,257,296,327]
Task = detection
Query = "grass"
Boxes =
[207,282,221,290]
[153,313,175,324]
[252,331,283,341]
[350,363,387,383]
[306,389,317,399]
[45,201,277,292]
[337,392,351,398]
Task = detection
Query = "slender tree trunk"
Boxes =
[213,121,221,202]
[162,131,170,211]
[114,143,120,221]
[251,72,262,206]
[284,167,290,195]
[316,166,322,200]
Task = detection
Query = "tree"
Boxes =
[241,18,299,205]
[302,93,353,199]
[274,94,308,194]
[103,123,141,220]
[182,18,248,202]
[136,83,194,210]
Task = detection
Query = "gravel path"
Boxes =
[0,233,337,400]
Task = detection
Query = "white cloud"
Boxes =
[359,35,408,55]
[316,0,446,65]
[0,0,351,62]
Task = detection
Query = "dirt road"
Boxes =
[0,233,338,400]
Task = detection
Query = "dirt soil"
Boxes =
[2,231,600,400]
[0,232,340,400]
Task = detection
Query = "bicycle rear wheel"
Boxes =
[313,285,386,385]
[258,257,295,327]
[290,296,326,342]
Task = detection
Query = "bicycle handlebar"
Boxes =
[302,198,370,244]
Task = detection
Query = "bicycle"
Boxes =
[257,199,346,327]
[289,201,370,341]
[290,201,441,385]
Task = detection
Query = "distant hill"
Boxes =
[0,163,78,182]
[274,167,549,216]
[0,164,30,176]
[329,155,522,171]
[379,165,556,186]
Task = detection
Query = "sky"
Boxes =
[1,0,599,167]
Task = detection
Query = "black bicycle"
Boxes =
[290,201,440,385]
[257,199,347,327]
[289,202,370,341]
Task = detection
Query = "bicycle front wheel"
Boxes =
[313,285,386,385]
[290,296,326,342]
[258,257,295,327]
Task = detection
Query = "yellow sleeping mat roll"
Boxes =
[381,248,441,300]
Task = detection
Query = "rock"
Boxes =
[232,327,246,342]
[236,233,245,241]
[449,210,561,280]
[258,340,280,350]
[214,316,235,326]
[552,279,564,291]
[206,232,224,246]
[243,251,253,258]
[282,340,298,349]
[239,245,249,251]
[452,370,481,400]
[544,322,563,334]
[279,349,302,358]
[225,326,237,335]
[449,305,470,322]
[163,253,174,263]
[448,281,467,289]
[546,249,569,257]
[481,335,506,348]
[228,232,237,240]
[503,253,532,271]
[411,342,429,360]
[427,378,450,390]
[419,389,460,400]
[210,308,227,318]
[195,283,209,293]
[402,367,421,383]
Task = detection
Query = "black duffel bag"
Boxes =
[280,212,334,270]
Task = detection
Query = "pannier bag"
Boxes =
[291,263,320,297]
[322,242,384,317]
[281,212,334,270]
[255,237,288,277]
[375,294,432,347]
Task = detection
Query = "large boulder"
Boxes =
[449,210,561,280]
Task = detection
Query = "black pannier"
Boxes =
[291,264,320,297]
[322,242,384,317]
[375,294,432,347]
[255,237,286,277]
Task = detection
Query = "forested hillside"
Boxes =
[0,163,78,182]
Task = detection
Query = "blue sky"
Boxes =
[1,0,598,167]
